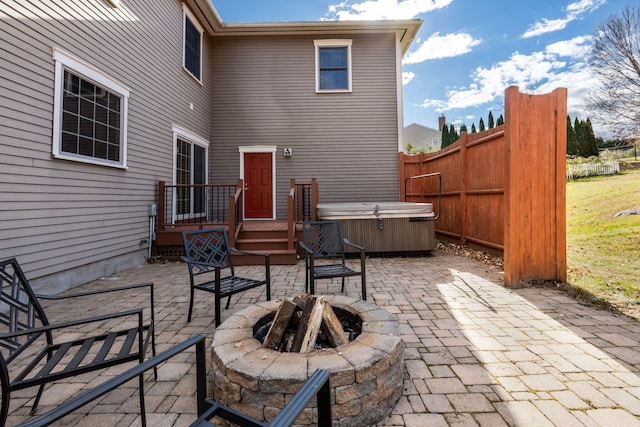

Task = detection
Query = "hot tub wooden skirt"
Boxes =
[338,217,435,253]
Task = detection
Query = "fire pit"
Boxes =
[211,295,404,426]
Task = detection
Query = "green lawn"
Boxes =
[566,168,640,316]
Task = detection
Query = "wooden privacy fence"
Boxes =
[400,86,567,287]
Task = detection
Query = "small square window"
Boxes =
[183,5,203,83]
[315,40,352,93]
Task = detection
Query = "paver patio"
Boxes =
[6,251,640,426]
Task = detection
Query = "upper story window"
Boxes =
[314,39,352,93]
[52,48,129,169]
[183,4,203,82]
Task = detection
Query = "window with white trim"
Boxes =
[174,128,208,218]
[52,48,129,168]
[183,4,203,82]
[314,39,352,92]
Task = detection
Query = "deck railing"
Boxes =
[157,180,242,245]
[291,178,317,223]
[157,179,316,250]
[287,179,317,250]
[227,185,243,246]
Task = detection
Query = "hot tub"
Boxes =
[317,202,436,253]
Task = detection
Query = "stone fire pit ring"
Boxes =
[211,295,404,426]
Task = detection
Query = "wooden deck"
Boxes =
[154,220,300,265]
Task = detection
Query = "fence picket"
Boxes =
[566,161,619,180]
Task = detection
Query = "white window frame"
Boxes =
[314,39,353,93]
[172,126,209,222]
[182,3,203,84]
[51,47,129,169]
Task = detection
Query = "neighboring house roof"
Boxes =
[403,123,441,151]
[188,0,422,55]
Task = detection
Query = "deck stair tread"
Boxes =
[233,221,299,265]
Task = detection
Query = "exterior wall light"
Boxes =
[283,148,292,158]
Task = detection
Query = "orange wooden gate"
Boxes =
[400,86,567,287]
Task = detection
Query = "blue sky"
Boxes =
[211,0,627,135]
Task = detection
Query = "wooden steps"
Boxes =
[153,220,300,265]
[233,221,298,265]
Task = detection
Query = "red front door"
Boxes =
[244,152,273,219]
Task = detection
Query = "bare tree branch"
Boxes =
[587,6,640,137]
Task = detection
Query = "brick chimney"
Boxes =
[438,114,446,131]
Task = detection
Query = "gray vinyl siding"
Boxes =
[0,0,211,286]
[210,33,400,218]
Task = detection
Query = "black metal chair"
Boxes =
[0,257,156,427]
[182,228,271,326]
[12,334,332,427]
[299,220,367,300]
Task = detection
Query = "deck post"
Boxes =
[311,178,318,221]
[288,179,295,250]
[157,181,166,231]
[228,194,236,247]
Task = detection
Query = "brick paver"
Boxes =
[6,252,640,426]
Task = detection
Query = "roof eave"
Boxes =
[190,0,422,56]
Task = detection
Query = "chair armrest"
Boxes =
[191,369,331,427]
[36,282,153,304]
[16,334,207,427]
[270,369,331,427]
[229,247,270,259]
[0,309,144,341]
[298,242,313,254]
[343,238,364,251]
[190,401,264,427]
[35,282,155,333]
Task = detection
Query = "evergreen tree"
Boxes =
[567,115,578,156]
[459,124,468,134]
[449,123,458,142]
[479,118,486,131]
[574,117,587,157]
[496,114,504,126]
[488,111,495,129]
[471,123,477,133]
[441,123,450,148]
[584,119,599,157]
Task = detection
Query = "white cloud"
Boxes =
[326,0,453,20]
[424,43,595,112]
[535,64,594,117]
[545,35,591,58]
[522,18,570,38]
[403,32,482,64]
[403,71,415,85]
[565,0,607,17]
[522,0,605,38]
[326,0,481,65]
[419,98,447,110]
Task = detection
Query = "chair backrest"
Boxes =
[182,228,233,270]
[302,221,344,258]
[0,258,49,362]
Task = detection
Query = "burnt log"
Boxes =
[264,300,298,350]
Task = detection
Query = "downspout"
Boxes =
[395,30,405,154]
